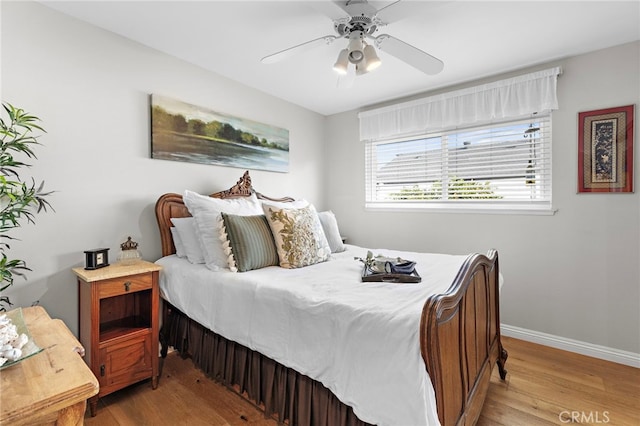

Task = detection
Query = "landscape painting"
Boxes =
[151,94,289,173]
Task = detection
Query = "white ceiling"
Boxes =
[39,1,640,116]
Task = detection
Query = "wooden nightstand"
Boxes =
[73,260,162,416]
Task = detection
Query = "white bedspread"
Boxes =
[157,245,470,426]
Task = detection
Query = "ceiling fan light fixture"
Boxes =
[363,43,381,71]
[333,49,349,74]
[356,62,369,76]
[349,50,364,63]
[347,36,364,64]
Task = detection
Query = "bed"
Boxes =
[155,171,508,426]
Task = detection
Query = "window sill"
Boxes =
[365,203,558,216]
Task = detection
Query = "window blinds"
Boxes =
[365,116,552,210]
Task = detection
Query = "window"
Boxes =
[359,67,561,214]
[365,114,552,213]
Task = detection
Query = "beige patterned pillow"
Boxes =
[262,204,331,268]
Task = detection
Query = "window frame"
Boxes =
[364,115,556,215]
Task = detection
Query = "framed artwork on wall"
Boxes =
[578,104,634,193]
[150,94,289,173]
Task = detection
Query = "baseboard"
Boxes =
[501,324,640,368]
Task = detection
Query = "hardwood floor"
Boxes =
[478,337,639,426]
[84,336,639,425]
[83,350,275,426]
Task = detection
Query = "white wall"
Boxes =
[1,2,326,335]
[325,42,640,355]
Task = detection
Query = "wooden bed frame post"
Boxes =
[420,250,508,426]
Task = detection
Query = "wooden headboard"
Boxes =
[155,171,294,257]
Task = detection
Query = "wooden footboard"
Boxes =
[420,250,507,426]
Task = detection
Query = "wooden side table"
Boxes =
[0,306,99,425]
[73,260,162,416]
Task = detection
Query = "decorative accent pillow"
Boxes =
[170,227,187,258]
[317,211,346,253]
[220,213,278,272]
[183,190,263,271]
[262,204,331,268]
[170,217,204,264]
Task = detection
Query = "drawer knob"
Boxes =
[124,281,131,291]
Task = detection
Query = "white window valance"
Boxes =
[359,67,562,141]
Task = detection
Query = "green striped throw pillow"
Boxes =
[221,213,279,272]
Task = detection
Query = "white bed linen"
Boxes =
[157,244,470,426]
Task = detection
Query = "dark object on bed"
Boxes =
[155,171,508,426]
[357,251,421,283]
[361,264,422,283]
[354,251,422,284]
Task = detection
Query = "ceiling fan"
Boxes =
[261,0,444,77]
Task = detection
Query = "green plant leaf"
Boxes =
[0,102,53,311]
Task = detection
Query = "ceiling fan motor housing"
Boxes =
[334,14,378,38]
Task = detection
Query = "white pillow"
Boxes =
[170,227,187,258]
[317,211,346,253]
[170,217,204,263]
[183,190,263,271]
[261,198,309,210]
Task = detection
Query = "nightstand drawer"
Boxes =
[98,273,152,299]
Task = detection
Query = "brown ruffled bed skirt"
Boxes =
[163,304,371,426]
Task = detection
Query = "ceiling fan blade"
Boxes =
[374,1,450,24]
[375,34,444,75]
[261,36,336,64]
[373,0,403,22]
[308,1,350,21]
